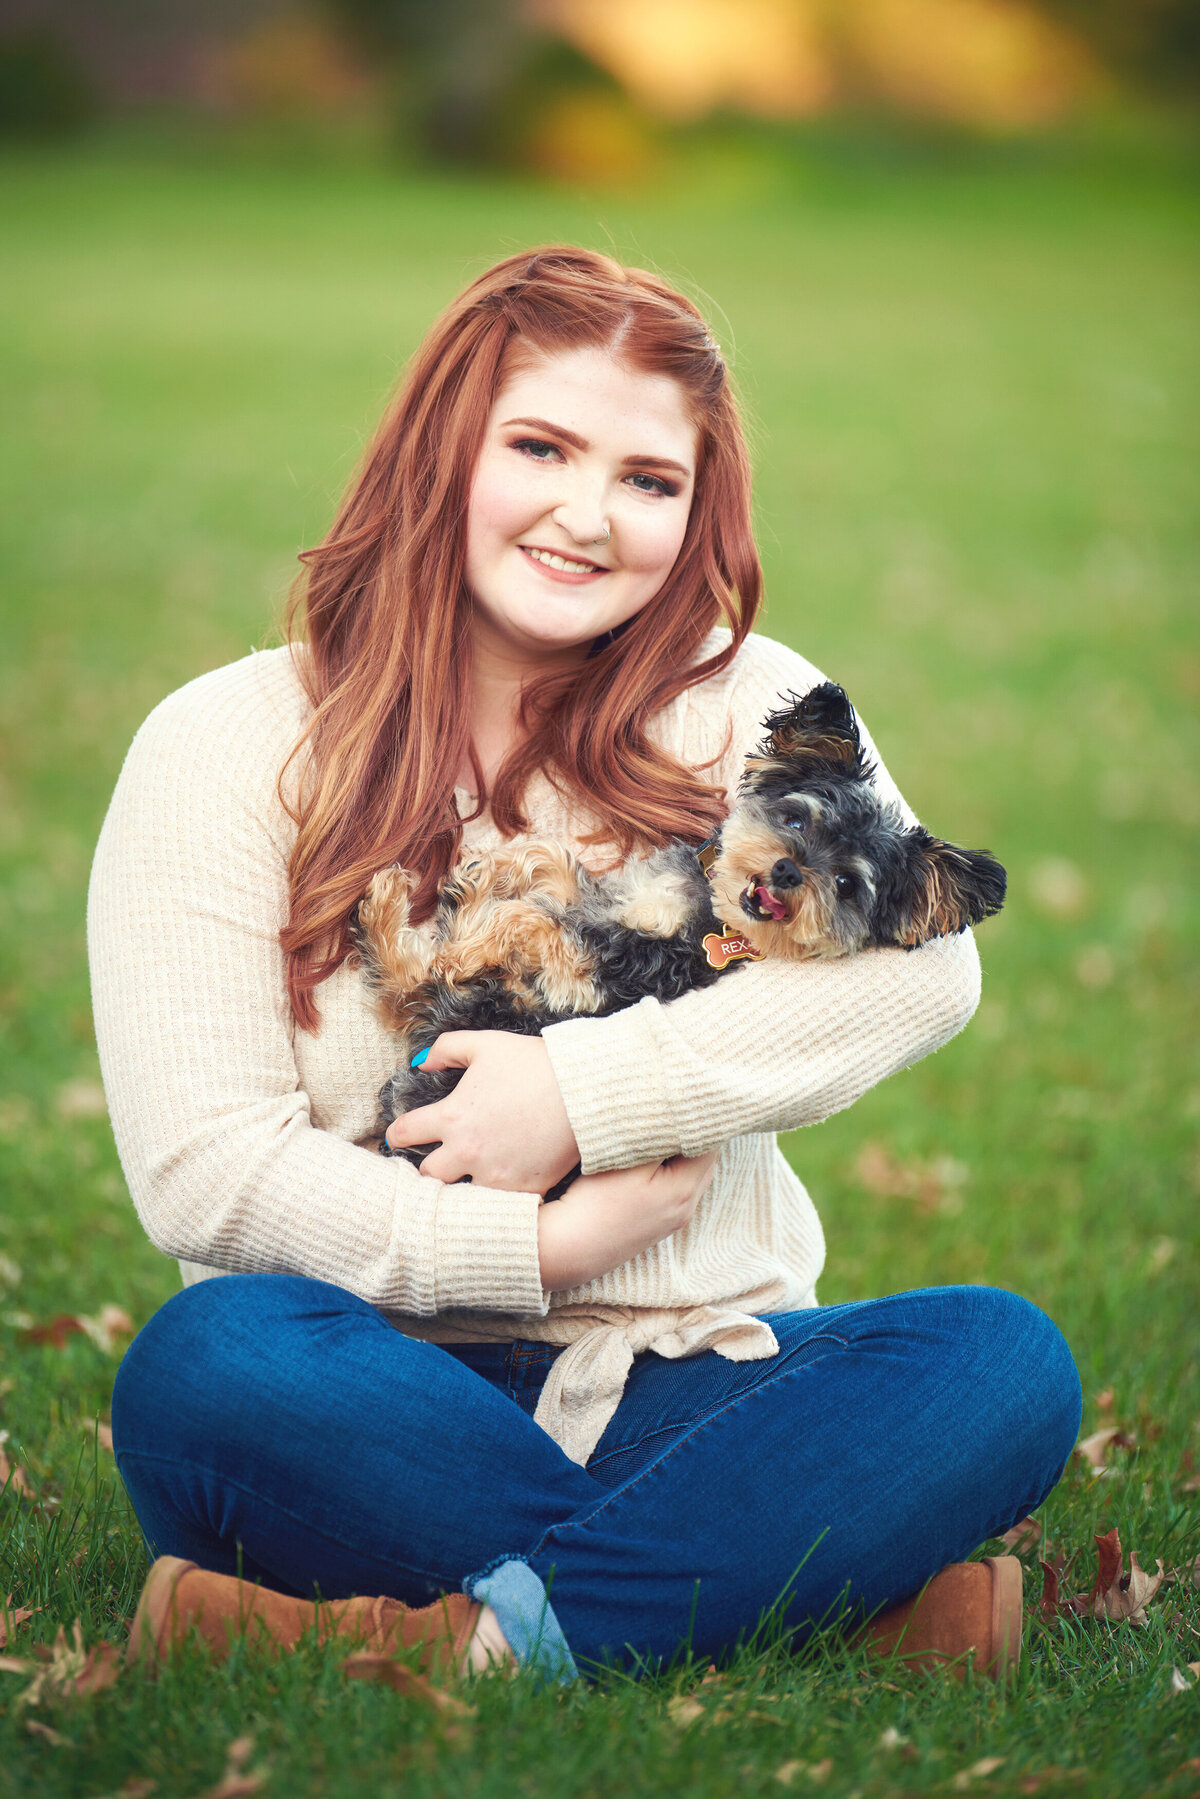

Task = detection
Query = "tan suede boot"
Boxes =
[126,1556,481,1675]
[859,1556,1023,1679]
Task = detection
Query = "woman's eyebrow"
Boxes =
[502,417,691,478]
[501,416,588,449]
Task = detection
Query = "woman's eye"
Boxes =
[625,471,678,498]
[511,437,562,462]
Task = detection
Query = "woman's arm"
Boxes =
[86,656,548,1317]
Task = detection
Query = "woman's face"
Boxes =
[464,345,698,666]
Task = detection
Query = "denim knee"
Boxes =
[945,1285,1082,1471]
[112,1274,376,1458]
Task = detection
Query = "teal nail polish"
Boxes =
[410,1047,430,1069]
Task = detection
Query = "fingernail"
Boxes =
[410,1047,430,1069]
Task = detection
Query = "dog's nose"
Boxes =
[770,858,803,890]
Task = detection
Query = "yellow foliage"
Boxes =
[542,0,1098,129]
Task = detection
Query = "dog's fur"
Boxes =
[355,682,1006,1167]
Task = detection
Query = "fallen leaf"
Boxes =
[1170,1667,1196,1694]
[22,1315,86,1349]
[0,1619,121,1705]
[200,1734,268,1799]
[343,1652,475,1718]
[79,1307,135,1353]
[55,1079,107,1120]
[22,1307,133,1354]
[0,1434,34,1500]
[1075,1427,1135,1473]
[1088,1527,1165,1626]
[0,1596,39,1647]
[25,1717,70,1746]
[879,1725,909,1750]
[0,1377,13,1399]
[999,1517,1042,1557]
[853,1143,967,1215]
[666,1694,705,1728]
[953,1757,1006,1790]
[774,1764,804,1788]
[808,1762,833,1787]
[1017,1770,1084,1795]
[1095,1388,1115,1413]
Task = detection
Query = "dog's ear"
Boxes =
[761,682,861,765]
[891,831,1007,945]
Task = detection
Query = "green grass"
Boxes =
[0,135,1197,1797]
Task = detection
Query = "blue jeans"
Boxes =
[111,1275,1081,1674]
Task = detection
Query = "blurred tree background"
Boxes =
[0,0,1196,166]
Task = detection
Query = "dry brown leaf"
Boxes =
[22,1306,133,1354]
[1087,1527,1165,1626]
[200,1734,266,1799]
[0,1434,34,1500]
[878,1725,909,1750]
[666,1694,705,1727]
[1017,1770,1084,1795]
[26,1717,70,1746]
[1075,1427,1136,1473]
[774,1762,804,1787]
[1095,1387,1115,1413]
[853,1143,967,1215]
[22,1315,87,1349]
[1170,1667,1196,1695]
[953,1757,1005,1790]
[0,1596,39,1647]
[0,1376,14,1400]
[343,1652,475,1718]
[1165,1555,1200,1590]
[0,1620,122,1705]
[999,1517,1042,1556]
[807,1763,832,1787]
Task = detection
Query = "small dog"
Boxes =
[355,682,1006,1166]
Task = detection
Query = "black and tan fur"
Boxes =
[355,682,1006,1168]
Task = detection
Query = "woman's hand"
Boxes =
[536,1154,717,1292]
[384,1031,580,1194]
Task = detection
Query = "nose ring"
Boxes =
[593,523,610,546]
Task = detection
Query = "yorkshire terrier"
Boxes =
[355,681,1006,1172]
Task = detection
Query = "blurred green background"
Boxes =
[0,5,1197,1795]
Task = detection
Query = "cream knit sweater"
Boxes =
[87,631,981,1463]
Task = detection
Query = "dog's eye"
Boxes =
[835,874,856,899]
[785,818,808,833]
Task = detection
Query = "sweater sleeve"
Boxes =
[541,636,983,1172]
[86,658,547,1318]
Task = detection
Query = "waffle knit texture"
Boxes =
[87,631,982,1463]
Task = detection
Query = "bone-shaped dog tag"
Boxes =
[702,927,763,970]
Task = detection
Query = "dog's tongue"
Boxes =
[754,884,787,921]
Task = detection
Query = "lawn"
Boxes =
[0,133,1197,1797]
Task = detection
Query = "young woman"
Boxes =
[92,248,1081,1681]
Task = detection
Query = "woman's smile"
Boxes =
[519,543,611,581]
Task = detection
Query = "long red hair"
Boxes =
[281,246,762,1028]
